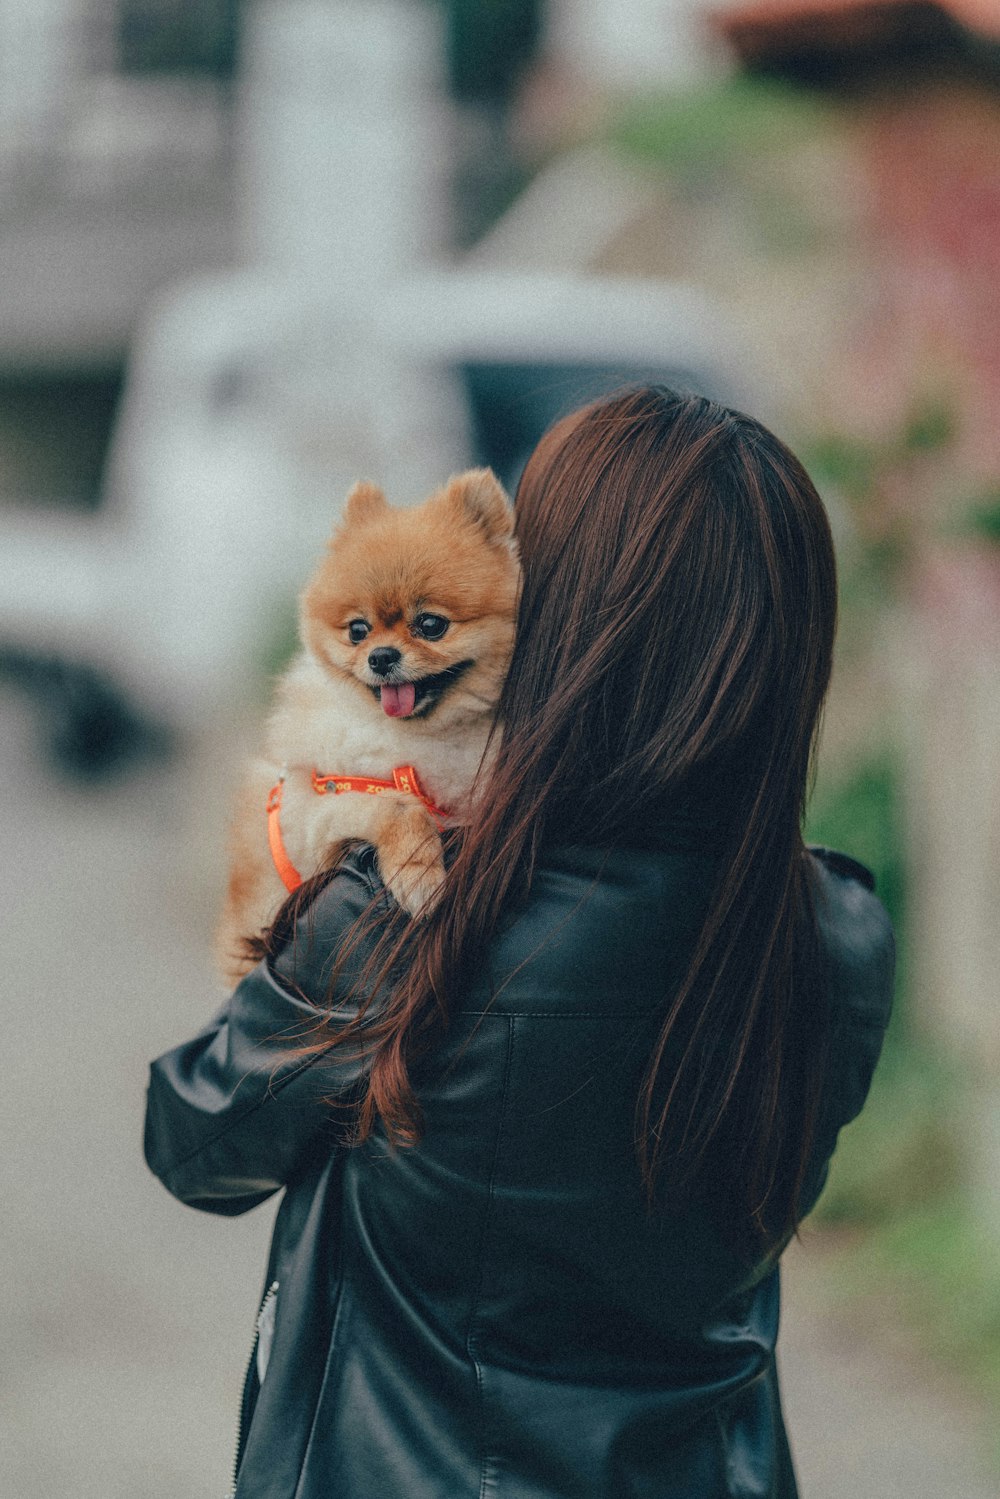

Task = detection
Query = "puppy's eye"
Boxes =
[413,613,449,641]
[347,620,370,644]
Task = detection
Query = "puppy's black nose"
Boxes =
[368,646,402,676]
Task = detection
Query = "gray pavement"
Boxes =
[781,1238,995,1497]
[0,693,994,1498]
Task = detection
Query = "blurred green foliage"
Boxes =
[806,754,904,939]
[802,396,965,601]
[811,999,958,1228]
[960,493,1000,545]
[806,433,882,506]
[806,756,998,1435]
[805,397,956,510]
[605,77,836,255]
[608,77,831,179]
[804,396,957,505]
[822,1196,1000,1463]
[902,400,956,454]
[870,1200,1000,1414]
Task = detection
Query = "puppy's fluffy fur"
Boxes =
[216,468,519,986]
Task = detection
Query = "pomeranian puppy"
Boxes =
[216,467,519,986]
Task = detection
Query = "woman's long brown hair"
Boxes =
[266,387,838,1249]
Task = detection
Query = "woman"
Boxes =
[145,388,894,1498]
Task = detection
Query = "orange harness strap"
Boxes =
[266,766,450,894]
[266,780,303,893]
[310,765,450,822]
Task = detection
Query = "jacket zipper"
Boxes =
[226,1280,279,1499]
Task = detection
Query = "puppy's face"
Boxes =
[301,469,519,729]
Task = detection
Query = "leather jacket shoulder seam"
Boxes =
[455,1009,650,1019]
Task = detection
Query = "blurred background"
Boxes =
[1,2,998,1495]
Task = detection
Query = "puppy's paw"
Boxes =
[375,802,446,916]
[384,852,447,917]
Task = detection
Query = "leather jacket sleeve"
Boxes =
[796,847,896,1218]
[143,848,387,1215]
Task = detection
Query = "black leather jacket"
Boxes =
[144,843,894,1499]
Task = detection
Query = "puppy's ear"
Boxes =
[343,480,388,526]
[442,468,513,546]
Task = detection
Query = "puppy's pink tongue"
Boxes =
[380,682,417,718]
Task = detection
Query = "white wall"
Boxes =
[237,0,450,280]
[0,0,82,141]
[547,0,722,88]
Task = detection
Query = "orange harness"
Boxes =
[266,766,450,893]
